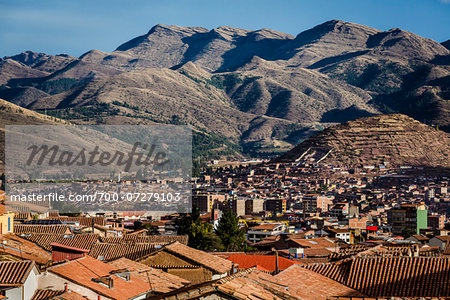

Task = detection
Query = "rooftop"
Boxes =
[226,254,300,272]
[48,256,151,300]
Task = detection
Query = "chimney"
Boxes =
[64,282,68,291]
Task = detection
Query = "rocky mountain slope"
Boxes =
[0,20,449,158]
[277,114,450,168]
[0,98,68,171]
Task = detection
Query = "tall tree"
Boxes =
[215,210,247,251]
[175,205,222,251]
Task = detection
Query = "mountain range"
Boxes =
[0,20,449,159]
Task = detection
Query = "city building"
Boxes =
[247,223,287,243]
[390,204,428,236]
[264,199,287,213]
[192,193,227,213]
[0,205,14,235]
[428,214,445,230]
[302,194,334,214]
[245,198,264,215]
[229,198,246,217]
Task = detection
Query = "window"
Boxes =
[7,217,11,232]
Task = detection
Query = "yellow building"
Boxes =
[0,203,15,235]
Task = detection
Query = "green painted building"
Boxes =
[390,203,428,236]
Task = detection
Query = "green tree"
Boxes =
[215,210,247,251]
[175,206,222,251]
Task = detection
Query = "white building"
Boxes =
[0,261,39,300]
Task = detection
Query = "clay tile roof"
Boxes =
[164,242,233,274]
[0,260,34,286]
[20,233,99,252]
[249,224,282,230]
[303,261,351,283]
[48,256,150,300]
[444,241,450,255]
[108,257,189,293]
[31,289,65,300]
[49,290,87,300]
[14,225,71,235]
[289,237,338,249]
[89,242,157,262]
[275,265,367,300]
[436,235,450,242]
[50,243,90,253]
[54,216,105,226]
[99,235,188,245]
[216,269,296,300]
[0,234,51,265]
[306,257,450,298]
[411,235,430,241]
[149,268,296,300]
[226,254,300,272]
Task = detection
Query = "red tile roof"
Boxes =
[288,237,338,249]
[0,234,51,265]
[14,225,71,235]
[249,224,282,230]
[100,235,188,245]
[150,268,297,300]
[215,269,296,299]
[0,260,35,286]
[275,265,366,299]
[48,256,151,300]
[50,243,90,253]
[305,257,450,298]
[54,216,105,226]
[20,233,99,252]
[47,291,86,300]
[108,257,189,293]
[89,242,157,262]
[226,254,300,272]
[31,289,65,300]
[163,242,234,274]
[444,241,450,255]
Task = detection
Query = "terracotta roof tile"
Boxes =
[49,290,86,300]
[152,269,297,300]
[226,254,300,272]
[14,225,71,235]
[306,257,450,298]
[163,242,233,274]
[275,265,366,299]
[444,241,450,255]
[288,237,338,249]
[89,242,157,262]
[108,257,190,293]
[48,256,151,300]
[0,260,34,286]
[54,216,105,226]
[0,234,51,265]
[20,233,99,252]
[31,289,64,300]
[249,224,282,230]
[99,235,188,245]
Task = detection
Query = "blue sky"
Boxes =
[0,0,449,58]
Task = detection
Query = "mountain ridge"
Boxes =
[0,20,449,159]
[277,113,450,168]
